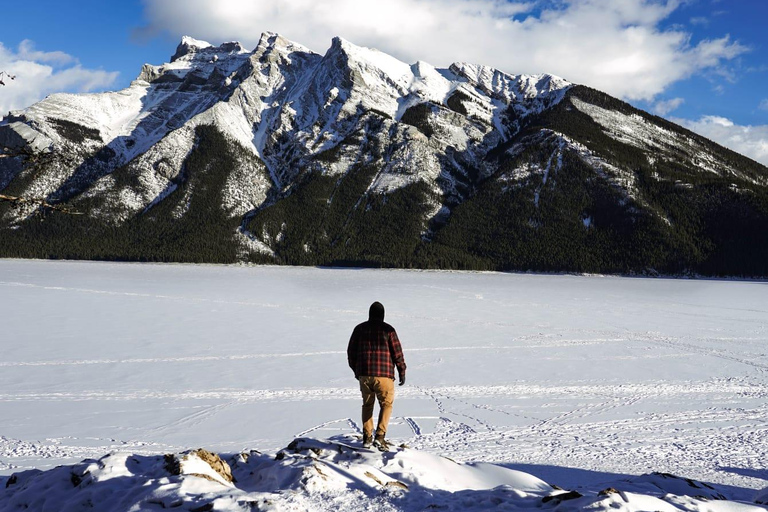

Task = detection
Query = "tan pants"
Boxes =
[359,376,395,438]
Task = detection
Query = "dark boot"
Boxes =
[373,435,390,451]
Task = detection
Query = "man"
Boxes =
[347,301,406,451]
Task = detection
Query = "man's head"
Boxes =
[369,301,385,322]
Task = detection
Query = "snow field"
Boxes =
[0,260,767,509]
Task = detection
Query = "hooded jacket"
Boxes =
[347,302,406,380]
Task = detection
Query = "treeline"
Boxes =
[2,112,768,276]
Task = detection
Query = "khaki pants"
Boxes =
[359,376,395,438]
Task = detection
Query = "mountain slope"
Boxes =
[1,34,767,275]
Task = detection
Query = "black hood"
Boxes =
[368,301,385,322]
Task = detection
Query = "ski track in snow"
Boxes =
[0,334,758,368]
[2,381,768,489]
[0,380,763,403]
[148,402,234,435]
[1,262,767,495]
[637,333,768,372]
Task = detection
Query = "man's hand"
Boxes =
[399,374,406,386]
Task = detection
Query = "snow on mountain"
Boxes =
[0,32,570,212]
[2,33,768,274]
[450,62,570,113]
[12,36,250,158]
[570,97,766,185]
[0,36,267,220]
[501,129,641,204]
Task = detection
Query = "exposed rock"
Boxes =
[164,448,234,485]
[542,490,583,503]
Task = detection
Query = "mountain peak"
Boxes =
[255,31,314,57]
[329,35,350,50]
[326,35,353,61]
[255,31,280,50]
[180,35,212,49]
[449,62,571,104]
[170,36,247,62]
[327,36,411,82]
[171,36,213,62]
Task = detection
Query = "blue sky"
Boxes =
[1,0,766,164]
[657,1,767,124]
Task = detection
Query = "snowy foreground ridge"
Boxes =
[2,436,767,512]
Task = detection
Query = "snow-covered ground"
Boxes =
[1,260,767,510]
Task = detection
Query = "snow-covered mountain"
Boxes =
[1,34,767,275]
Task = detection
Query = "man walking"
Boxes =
[347,301,407,451]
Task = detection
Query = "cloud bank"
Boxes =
[652,97,685,115]
[0,41,118,116]
[139,0,746,101]
[675,116,768,166]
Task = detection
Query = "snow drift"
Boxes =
[1,436,766,512]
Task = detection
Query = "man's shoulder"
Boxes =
[351,321,369,337]
[353,320,396,332]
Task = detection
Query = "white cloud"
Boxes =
[653,97,685,115]
[139,0,747,101]
[674,115,768,166]
[759,99,768,111]
[0,41,119,116]
[17,40,76,67]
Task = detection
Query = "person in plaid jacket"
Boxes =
[347,301,406,450]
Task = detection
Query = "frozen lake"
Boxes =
[1,260,767,491]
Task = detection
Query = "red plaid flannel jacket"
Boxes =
[347,320,406,380]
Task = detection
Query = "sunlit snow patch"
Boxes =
[1,436,765,512]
